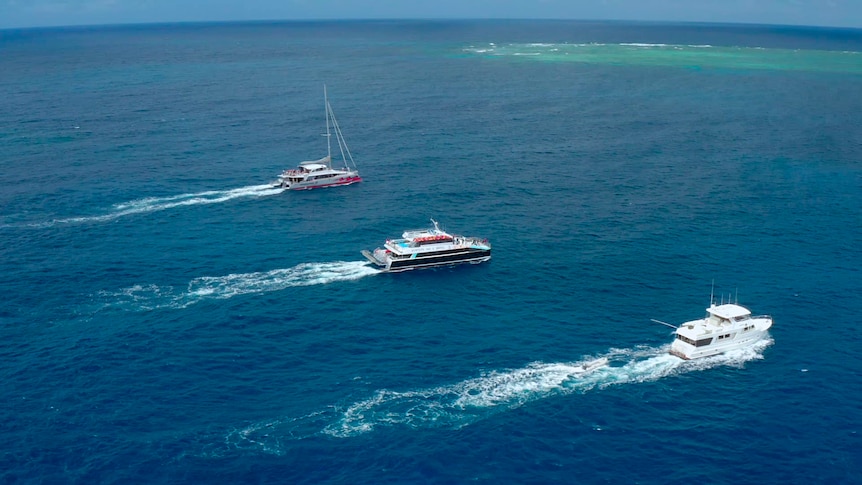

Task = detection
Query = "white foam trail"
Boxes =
[226,338,773,452]
[24,184,283,228]
[99,261,378,311]
[325,339,772,437]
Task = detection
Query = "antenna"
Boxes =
[651,318,677,329]
[324,84,332,166]
[710,279,715,306]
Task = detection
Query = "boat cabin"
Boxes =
[674,304,754,348]
[298,162,329,173]
[705,304,751,325]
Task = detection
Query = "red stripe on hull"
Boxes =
[287,177,362,191]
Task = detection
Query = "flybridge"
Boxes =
[412,234,454,245]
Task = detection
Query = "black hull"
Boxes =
[387,249,491,272]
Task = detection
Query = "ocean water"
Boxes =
[1,20,861,484]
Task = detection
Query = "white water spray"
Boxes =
[98,261,379,311]
[23,184,283,227]
[225,338,773,453]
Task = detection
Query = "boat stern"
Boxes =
[361,249,389,269]
[669,345,692,360]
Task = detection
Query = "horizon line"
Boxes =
[3,18,862,33]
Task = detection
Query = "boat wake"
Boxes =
[97,261,378,311]
[222,339,773,454]
[19,184,283,228]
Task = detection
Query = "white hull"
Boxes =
[670,326,770,360]
[274,170,361,190]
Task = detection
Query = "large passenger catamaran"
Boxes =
[362,219,491,272]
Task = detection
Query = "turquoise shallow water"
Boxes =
[462,41,862,73]
[1,20,861,484]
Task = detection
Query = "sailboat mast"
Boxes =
[324,84,332,166]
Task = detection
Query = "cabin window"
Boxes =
[734,316,748,322]
[695,338,713,347]
[717,333,732,340]
[676,335,697,346]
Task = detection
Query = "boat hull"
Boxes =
[276,175,362,190]
[670,321,772,360]
[362,248,491,273]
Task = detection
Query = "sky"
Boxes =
[1,0,861,30]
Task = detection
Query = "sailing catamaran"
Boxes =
[272,86,361,190]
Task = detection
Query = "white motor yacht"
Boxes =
[669,303,773,360]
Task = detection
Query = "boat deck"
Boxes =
[361,249,386,267]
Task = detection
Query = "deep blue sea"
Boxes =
[1,20,861,484]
